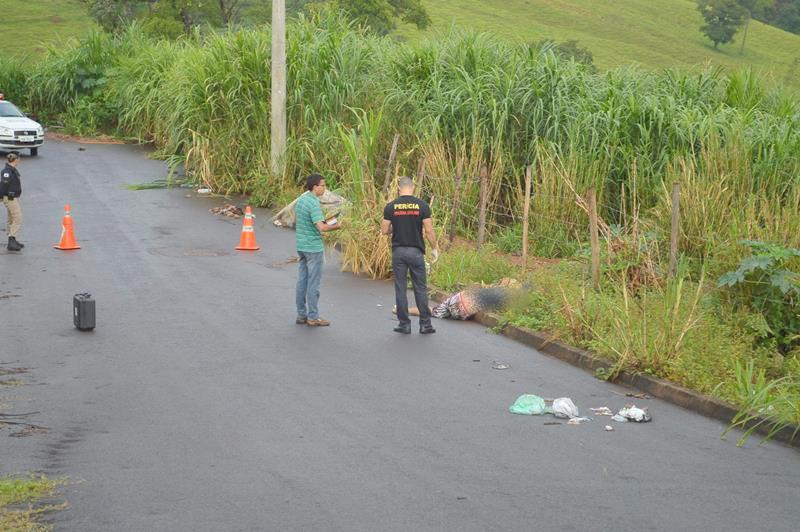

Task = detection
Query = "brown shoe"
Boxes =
[306,318,330,327]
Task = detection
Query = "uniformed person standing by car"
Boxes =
[1,153,24,251]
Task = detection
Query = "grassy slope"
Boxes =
[2,0,96,60]
[2,0,798,88]
[398,0,800,88]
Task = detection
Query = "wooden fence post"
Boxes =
[382,133,400,196]
[415,155,427,191]
[522,165,532,270]
[669,182,681,278]
[448,160,463,245]
[588,187,600,289]
[477,164,488,249]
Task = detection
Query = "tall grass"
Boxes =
[16,14,800,268]
[0,56,28,105]
[724,359,800,445]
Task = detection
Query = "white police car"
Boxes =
[0,94,44,156]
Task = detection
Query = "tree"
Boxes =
[84,0,245,36]
[697,0,748,49]
[83,0,138,33]
[762,0,800,35]
[736,0,771,54]
[334,0,430,34]
[217,0,244,25]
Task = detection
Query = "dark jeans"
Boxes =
[392,246,431,327]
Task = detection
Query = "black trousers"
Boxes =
[392,246,431,326]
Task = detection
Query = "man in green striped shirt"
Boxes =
[295,173,341,326]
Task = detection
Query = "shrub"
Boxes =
[718,240,800,354]
[0,57,28,106]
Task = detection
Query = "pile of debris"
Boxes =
[272,190,348,228]
[210,204,244,218]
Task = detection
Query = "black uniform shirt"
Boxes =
[383,195,431,253]
[0,163,21,199]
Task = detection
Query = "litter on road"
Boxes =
[492,362,511,370]
[567,417,592,425]
[611,391,651,400]
[210,204,243,218]
[618,405,652,422]
[509,395,582,419]
[509,394,547,415]
[552,397,579,419]
[605,425,614,431]
[510,394,654,426]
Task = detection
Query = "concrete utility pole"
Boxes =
[271,0,287,176]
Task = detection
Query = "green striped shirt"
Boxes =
[295,191,325,253]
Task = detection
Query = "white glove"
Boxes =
[431,248,440,263]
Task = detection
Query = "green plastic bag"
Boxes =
[509,394,547,415]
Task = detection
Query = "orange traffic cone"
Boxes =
[235,206,260,250]
[54,204,81,250]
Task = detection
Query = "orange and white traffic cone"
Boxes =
[235,206,260,250]
[54,204,81,250]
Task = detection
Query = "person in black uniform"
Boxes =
[381,176,440,334]
[1,153,23,251]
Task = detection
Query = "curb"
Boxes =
[429,289,799,448]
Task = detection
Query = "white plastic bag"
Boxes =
[617,405,652,422]
[551,397,579,419]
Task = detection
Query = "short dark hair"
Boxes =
[305,173,324,191]
[398,176,414,190]
[7,153,19,163]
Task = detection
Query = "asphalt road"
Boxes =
[1,138,799,532]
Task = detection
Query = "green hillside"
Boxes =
[2,0,799,89]
[2,0,96,60]
[397,0,800,89]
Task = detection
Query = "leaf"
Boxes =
[738,255,774,274]
[718,270,744,287]
[769,271,800,295]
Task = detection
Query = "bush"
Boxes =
[0,57,28,106]
[62,94,118,136]
[141,16,184,40]
[718,240,800,354]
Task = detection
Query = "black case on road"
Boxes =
[73,293,96,331]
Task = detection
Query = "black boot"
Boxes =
[393,323,411,334]
[7,237,22,251]
[10,237,23,249]
[419,323,436,334]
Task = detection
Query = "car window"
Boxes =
[0,101,24,118]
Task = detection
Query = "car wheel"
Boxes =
[30,147,38,156]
